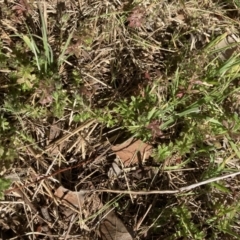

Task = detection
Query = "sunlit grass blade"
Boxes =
[229,140,240,159]
[58,30,74,67]
[22,34,40,70]
[218,54,240,77]
[205,32,228,52]
[38,3,53,72]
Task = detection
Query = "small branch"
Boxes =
[91,171,240,195]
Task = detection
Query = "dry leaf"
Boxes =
[214,34,240,60]
[112,138,152,166]
[54,186,134,238]
[54,186,91,231]
[54,186,134,239]
[38,82,55,106]
[146,120,163,138]
[49,123,61,142]
[54,185,103,218]
[127,7,146,28]
[172,13,186,24]
[108,158,122,178]
[39,93,53,105]
[12,0,30,16]
[54,186,85,208]
[47,123,65,156]
[99,211,133,240]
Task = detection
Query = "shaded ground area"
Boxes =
[1,0,240,239]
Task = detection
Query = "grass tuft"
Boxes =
[0,0,240,239]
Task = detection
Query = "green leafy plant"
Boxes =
[171,205,206,239]
[0,178,11,199]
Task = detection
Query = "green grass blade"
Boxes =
[58,30,74,66]
[38,2,53,72]
[22,35,40,70]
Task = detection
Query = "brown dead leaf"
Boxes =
[54,187,134,238]
[54,186,91,231]
[111,138,152,166]
[49,123,61,142]
[12,1,28,16]
[214,34,240,61]
[127,7,146,28]
[99,211,133,240]
[39,93,53,105]
[38,81,55,106]
[172,13,186,24]
[54,186,85,208]
[47,122,65,156]
[1,30,12,46]
[146,120,163,138]
[54,186,103,219]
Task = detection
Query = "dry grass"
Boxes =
[1,0,240,239]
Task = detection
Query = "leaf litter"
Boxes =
[1,0,240,239]
[111,138,153,167]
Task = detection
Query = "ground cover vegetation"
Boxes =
[0,0,240,239]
